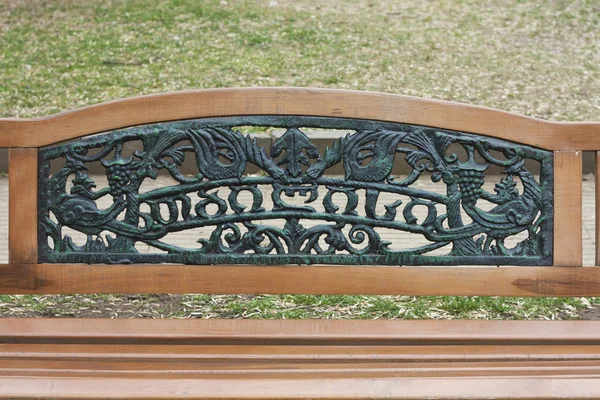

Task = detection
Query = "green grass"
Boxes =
[1,294,596,319]
[1,0,599,120]
[0,0,599,319]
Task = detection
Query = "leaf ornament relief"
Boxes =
[38,116,553,266]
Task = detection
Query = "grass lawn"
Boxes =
[1,0,599,319]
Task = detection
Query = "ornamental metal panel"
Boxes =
[38,116,553,265]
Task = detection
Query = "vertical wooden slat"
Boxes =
[596,152,600,266]
[554,151,582,266]
[9,148,38,264]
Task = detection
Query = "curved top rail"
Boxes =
[0,87,598,149]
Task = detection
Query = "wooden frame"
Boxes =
[1,318,599,344]
[1,264,600,296]
[596,151,600,266]
[0,87,598,150]
[553,151,583,267]
[0,87,597,296]
[8,148,38,264]
[4,377,600,399]
[2,319,600,399]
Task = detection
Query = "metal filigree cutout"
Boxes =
[38,116,553,265]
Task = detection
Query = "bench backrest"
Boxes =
[0,88,598,297]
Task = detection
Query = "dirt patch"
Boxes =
[573,304,600,320]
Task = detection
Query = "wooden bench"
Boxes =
[1,87,600,399]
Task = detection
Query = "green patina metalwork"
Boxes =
[38,116,553,266]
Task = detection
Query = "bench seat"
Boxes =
[2,319,600,399]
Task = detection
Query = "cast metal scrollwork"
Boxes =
[38,116,553,265]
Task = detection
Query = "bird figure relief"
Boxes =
[187,127,247,180]
[48,163,126,235]
[49,164,163,242]
[457,155,542,256]
[343,129,408,182]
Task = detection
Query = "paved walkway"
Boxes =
[0,176,595,265]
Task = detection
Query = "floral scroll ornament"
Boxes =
[38,116,553,266]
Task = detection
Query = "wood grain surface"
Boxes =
[1,318,599,341]
[553,151,583,266]
[0,87,598,149]
[2,264,600,296]
[8,148,38,264]
[4,377,600,399]
[2,319,600,399]
[596,152,600,266]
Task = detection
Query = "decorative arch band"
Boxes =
[38,116,553,266]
